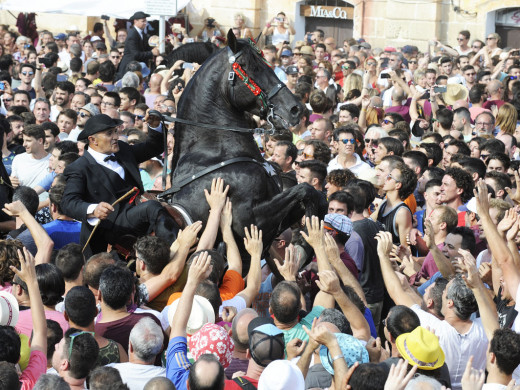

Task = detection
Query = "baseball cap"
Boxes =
[247,317,285,367]
[384,46,397,52]
[54,33,67,41]
[402,45,414,54]
[0,291,19,327]
[286,65,298,75]
[281,49,293,57]
[319,333,369,374]
[81,103,100,117]
[324,213,353,235]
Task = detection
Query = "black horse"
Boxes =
[166,41,219,68]
[161,30,322,273]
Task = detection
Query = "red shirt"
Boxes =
[225,376,259,389]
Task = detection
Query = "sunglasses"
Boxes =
[510,76,518,80]
[480,153,490,160]
[68,331,94,358]
[136,114,145,120]
[382,119,395,125]
[365,138,379,146]
[342,65,350,70]
[457,38,465,41]
[465,73,476,76]
[386,173,401,183]
[366,62,376,66]
[21,71,34,76]
[293,52,302,56]
[336,138,356,145]
[486,37,496,40]
[3,98,12,102]
[303,152,314,159]
[472,46,481,49]
[409,61,418,64]
[78,112,90,118]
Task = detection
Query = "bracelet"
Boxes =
[332,354,344,362]
[361,108,367,111]
[266,23,271,28]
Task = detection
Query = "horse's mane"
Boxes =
[166,42,219,68]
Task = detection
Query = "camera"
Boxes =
[101,15,110,20]
[38,57,53,68]
[207,18,215,28]
[433,85,447,93]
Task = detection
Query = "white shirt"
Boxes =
[411,304,488,390]
[11,152,51,201]
[327,154,372,177]
[107,362,166,390]
[482,384,507,390]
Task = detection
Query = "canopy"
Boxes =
[0,0,191,19]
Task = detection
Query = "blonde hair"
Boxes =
[496,103,518,135]
[414,70,426,85]
[342,73,362,96]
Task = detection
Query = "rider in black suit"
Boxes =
[61,113,177,257]
[116,11,159,80]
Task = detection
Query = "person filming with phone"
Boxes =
[262,12,295,47]
[196,17,222,43]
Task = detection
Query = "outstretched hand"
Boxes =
[187,251,212,285]
[243,224,263,258]
[384,359,418,390]
[458,249,480,290]
[274,244,299,281]
[300,216,325,249]
[10,248,37,285]
[474,180,491,218]
[176,221,202,249]
[204,177,229,211]
[461,356,485,390]
[376,231,394,258]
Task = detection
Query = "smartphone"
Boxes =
[0,83,4,91]
[182,62,194,69]
[381,73,391,79]
[433,85,447,93]
[380,58,389,68]
[421,91,430,100]
[306,33,312,44]
[276,17,284,23]
[101,14,110,20]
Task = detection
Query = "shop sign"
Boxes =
[300,5,353,20]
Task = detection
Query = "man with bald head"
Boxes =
[145,73,163,107]
[483,79,505,110]
[144,377,176,390]
[226,308,259,379]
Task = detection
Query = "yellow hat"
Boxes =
[442,83,468,106]
[396,326,445,370]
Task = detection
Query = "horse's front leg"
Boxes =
[251,183,324,241]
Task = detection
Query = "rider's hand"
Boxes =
[92,202,114,220]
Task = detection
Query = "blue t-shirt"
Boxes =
[14,219,81,256]
[364,307,378,339]
[37,171,56,191]
[166,336,191,390]
[2,151,16,176]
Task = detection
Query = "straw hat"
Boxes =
[0,291,19,327]
[396,326,445,370]
[167,295,215,335]
[442,84,468,106]
[300,45,314,56]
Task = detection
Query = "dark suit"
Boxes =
[116,26,153,80]
[61,130,164,257]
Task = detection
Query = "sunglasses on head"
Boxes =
[303,152,314,159]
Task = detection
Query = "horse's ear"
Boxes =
[227,29,238,53]
[255,31,262,43]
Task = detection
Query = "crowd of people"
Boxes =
[0,6,518,390]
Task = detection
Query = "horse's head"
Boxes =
[225,29,303,128]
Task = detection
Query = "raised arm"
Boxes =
[3,201,53,264]
[324,233,367,305]
[144,221,202,301]
[317,270,370,341]
[12,248,47,353]
[475,180,520,302]
[458,248,499,341]
[170,251,211,340]
[423,219,456,278]
[376,231,418,308]
[237,225,263,307]
[220,199,241,275]
[196,177,229,251]
[300,216,333,272]
[33,66,45,99]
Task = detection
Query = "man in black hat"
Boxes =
[61,113,177,257]
[116,11,159,80]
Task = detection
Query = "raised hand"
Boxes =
[497,208,517,235]
[204,177,229,211]
[316,270,341,295]
[300,216,325,249]
[461,356,485,390]
[384,359,418,390]
[274,244,298,281]
[505,171,520,205]
[243,225,263,258]
[3,200,28,217]
[187,251,212,285]
[286,338,306,360]
[458,248,480,289]
[423,220,436,249]
[376,231,394,258]
[474,180,491,218]
[177,221,203,248]
[220,198,233,231]
[10,248,37,285]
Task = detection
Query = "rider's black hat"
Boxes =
[129,11,150,21]
[77,114,123,141]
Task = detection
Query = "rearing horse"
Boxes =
[161,30,323,274]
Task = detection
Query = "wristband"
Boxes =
[332,354,344,362]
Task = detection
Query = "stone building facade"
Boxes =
[0,0,518,51]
